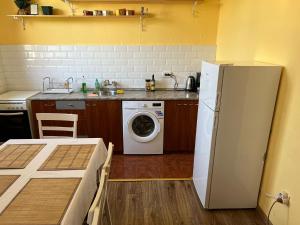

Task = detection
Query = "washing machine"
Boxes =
[122,101,164,154]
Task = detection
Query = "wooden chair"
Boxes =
[102,142,114,176]
[36,113,78,139]
[88,143,114,225]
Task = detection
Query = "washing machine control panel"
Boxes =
[153,103,162,107]
[155,110,164,118]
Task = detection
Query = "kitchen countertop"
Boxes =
[28,90,199,101]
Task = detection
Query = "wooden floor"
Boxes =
[107,180,265,225]
[110,154,194,179]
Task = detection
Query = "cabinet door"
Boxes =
[86,100,123,154]
[31,100,87,138]
[31,100,56,138]
[164,100,198,153]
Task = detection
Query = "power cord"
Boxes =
[267,200,278,225]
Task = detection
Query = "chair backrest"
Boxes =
[91,207,101,225]
[102,143,114,175]
[89,169,109,225]
[36,113,78,139]
[88,142,114,225]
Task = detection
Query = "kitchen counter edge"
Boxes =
[27,91,199,101]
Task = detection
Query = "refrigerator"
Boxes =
[193,61,282,209]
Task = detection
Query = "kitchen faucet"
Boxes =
[43,76,51,92]
[164,73,178,90]
[66,77,74,91]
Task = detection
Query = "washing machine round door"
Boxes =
[128,111,160,143]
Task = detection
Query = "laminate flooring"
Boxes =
[107,180,265,225]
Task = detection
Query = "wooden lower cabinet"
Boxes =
[86,100,123,154]
[31,99,197,154]
[164,100,198,153]
[30,100,88,138]
[30,100,123,153]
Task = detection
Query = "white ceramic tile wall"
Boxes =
[0,54,6,93]
[0,45,216,91]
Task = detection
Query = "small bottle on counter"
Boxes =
[95,79,101,92]
[145,79,151,92]
[150,74,155,92]
[81,76,87,93]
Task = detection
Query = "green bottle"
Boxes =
[95,79,101,92]
[81,76,87,93]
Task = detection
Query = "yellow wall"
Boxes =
[0,0,219,45]
[217,1,300,225]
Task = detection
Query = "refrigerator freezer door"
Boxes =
[200,61,224,111]
[193,101,218,208]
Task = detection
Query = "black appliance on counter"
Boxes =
[185,76,197,92]
[196,72,201,89]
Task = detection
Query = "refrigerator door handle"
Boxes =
[263,152,268,163]
[213,114,219,130]
[216,92,221,109]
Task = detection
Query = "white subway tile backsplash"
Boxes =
[81,52,94,58]
[0,45,216,90]
[166,46,180,52]
[127,46,140,52]
[60,46,74,51]
[140,46,153,52]
[100,46,115,52]
[114,46,127,52]
[47,46,60,51]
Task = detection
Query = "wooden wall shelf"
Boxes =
[7,0,200,30]
[7,14,152,30]
[7,14,150,19]
[68,0,196,2]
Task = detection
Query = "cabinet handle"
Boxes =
[67,104,74,107]
[86,103,96,107]
[44,104,55,107]
[177,103,188,106]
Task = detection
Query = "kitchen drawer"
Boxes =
[56,101,86,110]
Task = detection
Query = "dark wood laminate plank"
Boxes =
[107,181,265,225]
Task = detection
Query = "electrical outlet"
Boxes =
[276,191,290,205]
[162,71,173,77]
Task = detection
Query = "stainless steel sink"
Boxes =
[98,90,117,96]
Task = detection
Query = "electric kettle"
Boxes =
[185,76,196,92]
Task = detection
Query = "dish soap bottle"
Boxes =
[81,76,87,93]
[95,79,101,92]
[150,74,155,92]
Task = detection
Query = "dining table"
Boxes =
[0,138,108,225]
